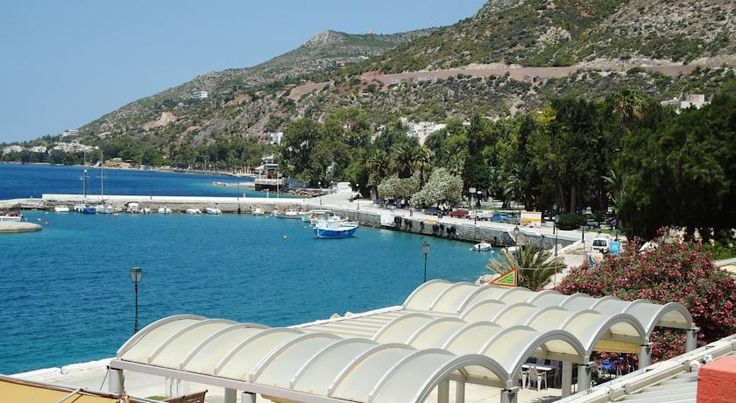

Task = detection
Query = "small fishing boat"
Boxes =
[273,209,303,219]
[75,169,96,214]
[158,207,172,215]
[252,207,264,216]
[127,203,141,214]
[54,205,70,213]
[0,212,23,222]
[96,205,114,214]
[186,208,202,215]
[205,207,222,215]
[313,220,359,239]
[472,241,494,252]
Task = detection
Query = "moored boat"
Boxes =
[472,241,494,252]
[0,212,23,222]
[158,207,172,215]
[252,207,264,216]
[54,205,70,213]
[96,205,114,214]
[186,208,202,215]
[273,209,303,219]
[313,220,359,239]
[205,207,222,215]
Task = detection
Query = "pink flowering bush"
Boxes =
[556,229,736,362]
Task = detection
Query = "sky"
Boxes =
[0,0,486,143]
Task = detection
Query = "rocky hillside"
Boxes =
[78,29,433,141]
[361,0,736,71]
[63,0,736,162]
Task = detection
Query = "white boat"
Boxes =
[186,208,202,215]
[158,207,172,215]
[252,207,264,216]
[141,207,152,214]
[472,241,494,252]
[205,207,222,215]
[273,209,302,219]
[0,213,23,222]
[96,205,114,214]
[313,220,359,239]
[127,202,140,214]
[54,205,70,213]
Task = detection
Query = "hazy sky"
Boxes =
[0,0,486,143]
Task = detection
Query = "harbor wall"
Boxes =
[34,194,575,247]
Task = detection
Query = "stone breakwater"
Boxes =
[0,221,42,233]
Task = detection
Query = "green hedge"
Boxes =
[557,214,586,230]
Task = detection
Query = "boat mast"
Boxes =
[82,169,88,204]
[100,150,104,203]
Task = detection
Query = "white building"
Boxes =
[52,142,96,153]
[406,121,447,145]
[268,132,284,145]
[29,146,48,153]
[191,90,208,100]
[61,129,79,138]
[2,145,23,155]
[661,94,709,114]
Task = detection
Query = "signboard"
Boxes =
[521,211,542,228]
[469,187,477,194]
[609,241,621,256]
[490,269,518,288]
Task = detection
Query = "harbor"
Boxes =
[9,192,582,248]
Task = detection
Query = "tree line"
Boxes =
[278,91,736,241]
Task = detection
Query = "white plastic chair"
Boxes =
[529,365,547,390]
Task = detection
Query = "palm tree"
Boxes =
[487,243,565,290]
[603,167,627,211]
[413,146,434,186]
[390,143,417,178]
[367,150,389,201]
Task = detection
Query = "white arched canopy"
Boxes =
[111,282,695,403]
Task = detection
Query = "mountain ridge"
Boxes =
[13,0,736,166]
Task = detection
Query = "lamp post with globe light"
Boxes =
[422,241,431,283]
[129,266,143,334]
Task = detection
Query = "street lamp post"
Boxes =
[129,266,143,334]
[422,240,430,283]
[476,190,482,209]
[318,181,322,207]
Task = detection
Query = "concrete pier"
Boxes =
[33,193,581,247]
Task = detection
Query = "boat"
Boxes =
[95,151,113,214]
[141,207,152,214]
[252,207,264,216]
[472,241,494,252]
[0,212,23,222]
[273,209,303,219]
[127,202,141,214]
[54,205,70,213]
[76,169,96,214]
[186,208,202,215]
[304,209,341,225]
[96,205,114,214]
[313,220,359,239]
[205,207,222,215]
[158,207,172,215]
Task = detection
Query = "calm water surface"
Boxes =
[0,165,498,374]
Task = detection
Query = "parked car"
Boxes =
[468,210,492,220]
[424,207,443,217]
[489,213,511,223]
[592,235,612,253]
[449,208,469,218]
[585,218,600,229]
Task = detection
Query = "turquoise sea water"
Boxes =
[0,166,499,374]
